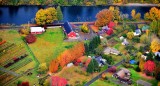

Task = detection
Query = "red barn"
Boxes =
[63,22,76,38]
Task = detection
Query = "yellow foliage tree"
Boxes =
[81,23,89,33]
[127,32,134,39]
[35,7,57,25]
[150,39,160,52]
[144,7,160,21]
[95,9,113,27]
[139,58,145,72]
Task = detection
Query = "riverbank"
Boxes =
[112,3,159,7]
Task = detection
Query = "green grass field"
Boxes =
[28,28,78,64]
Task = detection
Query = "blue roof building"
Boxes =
[63,21,76,38]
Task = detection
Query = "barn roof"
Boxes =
[63,21,73,34]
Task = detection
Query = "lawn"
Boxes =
[55,66,99,86]
[28,28,78,64]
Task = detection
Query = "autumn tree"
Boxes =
[56,6,63,22]
[49,59,59,73]
[144,7,160,21]
[35,7,57,26]
[95,9,113,27]
[150,38,160,52]
[150,20,160,37]
[139,58,145,72]
[131,9,141,20]
[127,32,134,39]
[37,63,48,74]
[81,23,89,33]
[144,60,155,73]
[51,76,67,86]
[140,34,149,44]
[25,34,36,44]
[109,6,120,21]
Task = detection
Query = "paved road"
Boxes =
[84,59,125,86]
[0,67,20,76]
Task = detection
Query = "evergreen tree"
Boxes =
[56,6,63,22]
[87,59,94,73]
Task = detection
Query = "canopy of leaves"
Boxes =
[150,38,160,52]
[95,9,113,27]
[144,60,155,73]
[25,34,36,44]
[35,7,57,25]
[144,7,160,21]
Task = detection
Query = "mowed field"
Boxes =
[28,28,78,64]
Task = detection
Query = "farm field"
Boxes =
[28,28,78,64]
[0,29,36,85]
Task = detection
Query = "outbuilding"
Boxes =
[30,27,45,34]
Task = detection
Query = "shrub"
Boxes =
[19,28,29,35]
[25,34,36,44]
[155,72,160,81]
[127,32,134,39]
[132,37,140,43]
[135,66,141,72]
[81,23,89,33]
[140,34,149,44]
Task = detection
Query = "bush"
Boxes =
[122,34,127,38]
[140,34,149,44]
[135,66,141,72]
[19,28,29,35]
[156,72,160,81]
[25,34,36,44]
[81,23,89,33]
[132,37,140,43]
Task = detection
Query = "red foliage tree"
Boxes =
[49,59,59,73]
[106,28,113,35]
[51,76,67,86]
[108,66,116,73]
[18,81,29,86]
[25,34,36,44]
[144,60,156,73]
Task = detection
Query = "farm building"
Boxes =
[30,27,45,34]
[63,22,76,38]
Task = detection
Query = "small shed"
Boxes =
[63,22,76,38]
[95,56,106,66]
[30,27,45,34]
[122,39,129,45]
[134,29,141,36]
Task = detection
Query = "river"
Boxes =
[0,5,159,25]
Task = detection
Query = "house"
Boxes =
[134,29,141,36]
[30,27,45,34]
[103,47,120,55]
[122,39,129,45]
[94,56,106,67]
[113,68,132,85]
[63,21,76,38]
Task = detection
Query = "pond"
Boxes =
[0,5,159,25]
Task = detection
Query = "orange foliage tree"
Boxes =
[95,9,113,27]
[58,42,85,68]
[150,38,160,52]
[49,59,59,73]
[144,7,160,21]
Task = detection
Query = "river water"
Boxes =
[0,5,159,25]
